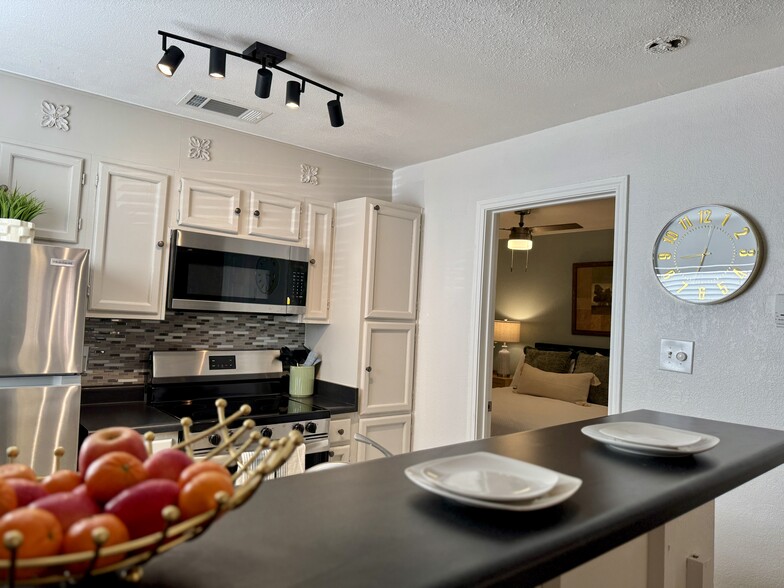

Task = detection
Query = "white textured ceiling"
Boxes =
[2,1,784,170]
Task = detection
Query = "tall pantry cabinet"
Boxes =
[307,197,421,461]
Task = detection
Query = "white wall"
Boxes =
[0,72,392,204]
[395,67,784,588]
[495,229,614,372]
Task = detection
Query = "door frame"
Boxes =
[468,176,629,439]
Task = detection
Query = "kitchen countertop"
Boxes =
[79,380,359,435]
[130,409,784,588]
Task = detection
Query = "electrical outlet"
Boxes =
[660,339,694,374]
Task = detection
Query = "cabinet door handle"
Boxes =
[373,204,380,211]
[328,451,335,458]
[253,210,260,217]
[234,207,241,215]
[365,366,372,372]
[156,241,164,248]
[309,258,316,265]
[337,428,345,435]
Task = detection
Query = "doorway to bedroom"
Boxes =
[490,200,615,436]
[469,177,628,439]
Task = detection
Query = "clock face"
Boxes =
[653,205,762,304]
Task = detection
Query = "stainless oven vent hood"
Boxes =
[167,230,309,315]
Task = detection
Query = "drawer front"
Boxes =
[329,444,351,464]
[329,418,352,444]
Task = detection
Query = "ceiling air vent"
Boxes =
[178,92,271,124]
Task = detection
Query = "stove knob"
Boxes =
[292,423,305,433]
[260,427,273,438]
[305,422,318,434]
[208,434,222,447]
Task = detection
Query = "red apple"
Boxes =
[6,478,48,506]
[143,448,193,481]
[29,485,101,531]
[78,427,148,473]
[105,479,180,539]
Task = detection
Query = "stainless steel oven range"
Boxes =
[147,350,330,470]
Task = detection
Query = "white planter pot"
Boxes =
[0,219,36,243]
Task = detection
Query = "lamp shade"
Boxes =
[493,320,521,343]
[507,226,533,250]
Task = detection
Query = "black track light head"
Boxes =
[327,98,344,128]
[255,67,273,99]
[157,45,185,77]
[209,47,226,78]
[286,80,301,109]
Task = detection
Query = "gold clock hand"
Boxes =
[681,253,713,259]
[696,227,715,273]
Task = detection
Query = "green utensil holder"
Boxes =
[289,365,315,397]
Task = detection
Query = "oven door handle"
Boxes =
[305,437,330,455]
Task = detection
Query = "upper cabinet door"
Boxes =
[89,163,168,316]
[0,143,84,243]
[247,191,301,241]
[303,201,334,323]
[364,202,421,320]
[179,178,241,234]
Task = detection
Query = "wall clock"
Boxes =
[652,205,762,303]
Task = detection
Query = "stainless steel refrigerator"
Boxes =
[0,241,88,473]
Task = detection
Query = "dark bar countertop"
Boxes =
[132,410,784,588]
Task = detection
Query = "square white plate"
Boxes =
[582,423,719,457]
[406,455,582,511]
[419,452,559,501]
[598,422,703,448]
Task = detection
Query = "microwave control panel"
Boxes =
[288,262,308,306]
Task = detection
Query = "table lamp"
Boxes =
[494,319,521,377]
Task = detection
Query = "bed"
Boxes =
[491,342,610,435]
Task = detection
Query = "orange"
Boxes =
[178,461,231,489]
[178,471,234,520]
[0,479,17,516]
[63,513,129,573]
[42,469,82,494]
[84,451,147,504]
[0,463,37,482]
[0,508,63,579]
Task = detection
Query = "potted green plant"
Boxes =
[0,185,46,243]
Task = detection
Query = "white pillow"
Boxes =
[512,363,600,404]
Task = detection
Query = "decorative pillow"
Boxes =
[523,346,572,374]
[512,363,599,404]
[574,352,610,406]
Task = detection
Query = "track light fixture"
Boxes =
[255,67,272,99]
[157,45,185,77]
[157,30,345,126]
[285,80,301,109]
[209,47,226,78]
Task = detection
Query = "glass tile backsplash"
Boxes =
[83,311,305,386]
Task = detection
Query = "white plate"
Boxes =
[582,423,720,457]
[419,452,559,501]
[405,455,582,511]
[597,422,703,449]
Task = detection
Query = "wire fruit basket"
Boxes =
[0,399,303,586]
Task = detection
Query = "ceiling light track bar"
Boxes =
[157,30,343,98]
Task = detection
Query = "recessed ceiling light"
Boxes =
[645,35,688,54]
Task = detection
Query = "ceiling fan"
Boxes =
[501,210,583,270]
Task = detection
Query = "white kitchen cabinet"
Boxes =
[328,444,352,464]
[88,162,169,317]
[302,201,334,322]
[306,197,421,461]
[328,414,356,463]
[177,178,241,234]
[356,414,411,461]
[364,203,420,320]
[0,142,86,244]
[360,322,415,415]
[247,191,301,241]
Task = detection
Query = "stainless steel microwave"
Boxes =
[167,230,309,315]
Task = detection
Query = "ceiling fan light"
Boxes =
[507,227,533,250]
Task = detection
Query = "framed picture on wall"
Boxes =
[572,261,612,336]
